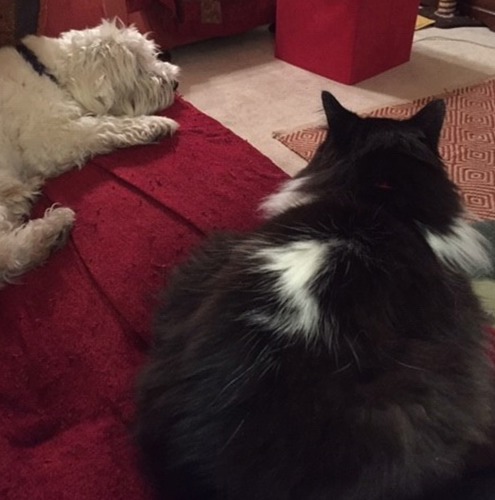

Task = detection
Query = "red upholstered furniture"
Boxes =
[275,0,420,84]
[0,97,286,499]
[38,0,276,51]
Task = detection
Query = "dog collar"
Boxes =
[16,42,58,84]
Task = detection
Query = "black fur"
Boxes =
[135,92,495,500]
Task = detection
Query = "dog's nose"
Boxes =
[173,81,179,91]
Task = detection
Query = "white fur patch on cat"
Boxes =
[254,239,330,340]
[259,177,314,218]
[424,218,491,275]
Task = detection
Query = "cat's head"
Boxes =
[300,92,463,233]
[319,91,445,159]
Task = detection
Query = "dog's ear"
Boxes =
[409,99,446,149]
[92,73,117,114]
[321,91,360,149]
[65,67,117,115]
[63,39,138,115]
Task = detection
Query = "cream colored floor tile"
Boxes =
[173,25,495,176]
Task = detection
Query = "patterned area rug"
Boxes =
[273,79,495,220]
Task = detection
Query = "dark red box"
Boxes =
[275,0,420,84]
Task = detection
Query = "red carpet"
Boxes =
[0,97,286,499]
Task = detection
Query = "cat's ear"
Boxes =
[409,99,446,149]
[321,91,358,124]
[321,91,360,147]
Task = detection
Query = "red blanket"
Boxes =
[0,97,286,499]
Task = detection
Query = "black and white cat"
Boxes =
[136,92,495,500]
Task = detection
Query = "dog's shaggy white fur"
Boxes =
[0,19,180,285]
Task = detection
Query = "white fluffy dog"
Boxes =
[0,19,180,285]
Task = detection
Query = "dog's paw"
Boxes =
[43,206,76,247]
[146,116,179,141]
[44,205,76,226]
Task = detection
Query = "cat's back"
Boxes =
[138,201,490,500]
[206,203,490,499]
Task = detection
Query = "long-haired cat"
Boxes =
[136,92,495,500]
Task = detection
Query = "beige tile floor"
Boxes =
[173,24,495,176]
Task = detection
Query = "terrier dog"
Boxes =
[0,19,180,284]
